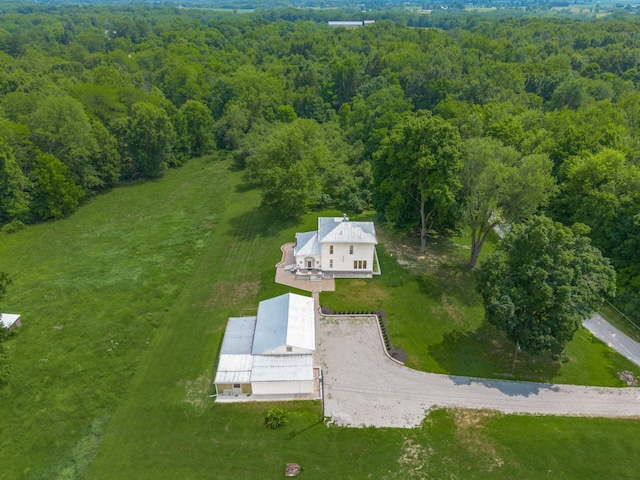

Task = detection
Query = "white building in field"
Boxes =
[294,216,379,278]
[214,293,317,399]
[0,313,21,330]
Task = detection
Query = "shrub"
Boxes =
[0,220,25,235]
[264,408,288,429]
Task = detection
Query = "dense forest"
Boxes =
[1,6,640,320]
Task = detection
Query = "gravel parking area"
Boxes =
[315,315,640,428]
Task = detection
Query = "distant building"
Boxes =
[328,20,375,28]
[0,313,21,330]
[214,293,317,399]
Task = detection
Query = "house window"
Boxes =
[233,384,241,388]
[349,245,353,254]
[353,260,367,269]
[286,346,292,352]
[330,259,333,268]
[330,245,334,254]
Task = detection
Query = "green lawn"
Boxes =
[322,230,638,386]
[0,158,638,479]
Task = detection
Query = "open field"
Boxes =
[0,158,638,478]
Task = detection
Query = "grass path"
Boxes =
[88,162,300,477]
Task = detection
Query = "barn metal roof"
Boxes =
[251,293,315,355]
[251,354,314,382]
[318,217,377,244]
[294,231,321,257]
[219,317,256,355]
[214,354,254,384]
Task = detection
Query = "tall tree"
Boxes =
[0,271,12,386]
[0,139,29,225]
[29,94,100,190]
[126,102,177,179]
[476,215,616,357]
[179,100,216,157]
[244,118,351,217]
[29,153,84,221]
[375,113,462,253]
[462,137,556,268]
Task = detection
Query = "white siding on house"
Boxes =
[320,242,375,272]
[295,217,377,273]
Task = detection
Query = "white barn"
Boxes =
[0,313,21,330]
[214,293,316,398]
[294,216,379,278]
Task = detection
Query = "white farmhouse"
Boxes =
[294,216,379,278]
[214,292,317,399]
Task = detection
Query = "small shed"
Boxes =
[0,313,21,330]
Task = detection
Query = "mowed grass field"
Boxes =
[0,156,638,479]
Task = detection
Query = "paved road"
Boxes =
[316,316,640,428]
[583,313,640,368]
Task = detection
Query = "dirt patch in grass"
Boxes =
[181,374,211,411]
[439,293,466,328]
[453,409,505,472]
[206,280,260,308]
[377,229,462,275]
[397,437,434,478]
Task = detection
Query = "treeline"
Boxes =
[1,7,640,317]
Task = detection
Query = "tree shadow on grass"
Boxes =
[227,206,298,241]
[416,264,480,307]
[429,322,562,383]
[286,419,324,439]
[447,374,560,397]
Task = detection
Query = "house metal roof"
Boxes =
[294,231,321,257]
[251,354,314,382]
[251,293,315,355]
[318,217,377,244]
[0,313,20,329]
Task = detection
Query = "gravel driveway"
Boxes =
[316,315,640,428]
